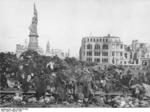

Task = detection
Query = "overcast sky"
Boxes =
[0,0,150,57]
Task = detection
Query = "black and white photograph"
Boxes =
[0,0,150,110]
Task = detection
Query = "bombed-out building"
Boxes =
[79,34,124,65]
[80,35,150,66]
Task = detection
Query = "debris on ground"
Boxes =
[1,51,150,107]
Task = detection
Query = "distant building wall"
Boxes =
[16,44,26,58]
[80,36,150,66]
[45,49,67,59]
[80,34,124,65]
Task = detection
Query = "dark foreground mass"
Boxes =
[0,51,150,108]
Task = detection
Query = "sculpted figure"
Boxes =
[29,3,38,36]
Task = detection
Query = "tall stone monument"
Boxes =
[28,3,39,50]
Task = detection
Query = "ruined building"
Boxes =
[45,41,70,59]
[122,40,150,66]
[80,34,124,65]
[80,35,150,66]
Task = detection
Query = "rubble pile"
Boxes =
[0,50,150,107]
[111,96,150,107]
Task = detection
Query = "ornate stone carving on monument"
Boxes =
[28,3,39,50]
[29,3,38,37]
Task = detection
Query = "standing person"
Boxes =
[134,87,140,99]
[77,84,84,104]
[101,76,107,91]
[82,81,90,107]
[33,75,47,101]
[0,73,8,89]
[21,78,30,92]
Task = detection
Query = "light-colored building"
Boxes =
[16,44,27,58]
[80,34,124,65]
[45,41,69,59]
[80,35,150,66]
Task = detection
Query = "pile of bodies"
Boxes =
[0,50,150,107]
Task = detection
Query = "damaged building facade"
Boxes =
[122,40,150,66]
[45,41,70,59]
[80,34,124,65]
[80,34,150,66]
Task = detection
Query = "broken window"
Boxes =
[120,52,123,56]
[94,52,100,56]
[102,58,108,63]
[87,38,89,42]
[125,53,128,59]
[87,44,92,49]
[106,39,108,42]
[86,58,92,62]
[94,58,100,63]
[136,59,138,64]
[120,45,123,49]
[95,44,100,49]
[103,44,109,49]
[112,52,115,56]
[87,51,92,56]
[102,52,108,56]
[96,39,98,42]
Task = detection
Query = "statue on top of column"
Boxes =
[29,3,38,37]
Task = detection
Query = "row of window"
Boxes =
[86,51,109,56]
[124,53,132,59]
[85,44,123,50]
[86,38,109,43]
[94,52,101,56]
[86,58,92,62]
[112,52,123,57]
[112,44,123,49]
[86,58,108,63]
[87,51,92,56]
[94,58,100,62]
[124,52,150,59]
[120,60,139,65]
[86,58,140,64]
[86,44,108,49]
[85,51,123,57]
